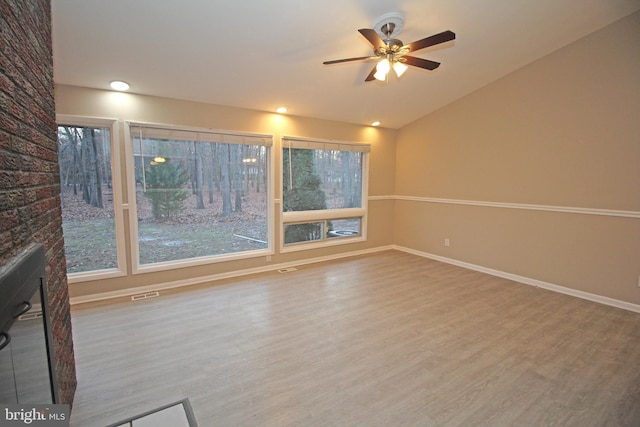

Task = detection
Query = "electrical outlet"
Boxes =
[444,238,450,247]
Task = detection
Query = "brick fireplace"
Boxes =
[0,0,77,404]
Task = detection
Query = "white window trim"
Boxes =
[123,121,274,275]
[56,115,127,283]
[279,135,369,253]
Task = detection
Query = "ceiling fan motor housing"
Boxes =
[375,38,408,60]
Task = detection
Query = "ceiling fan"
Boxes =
[323,13,456,82]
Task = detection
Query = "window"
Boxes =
[282,137,369,249]
[127,123,272,271]
[56,116,125,280]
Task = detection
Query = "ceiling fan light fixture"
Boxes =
[393,61,408,77]
[373,70,387,81]
[374,58,390,81]
[376,58,390,73]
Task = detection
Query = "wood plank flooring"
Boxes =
[69,251,640,426]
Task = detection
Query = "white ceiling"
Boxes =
[51,0,640,129]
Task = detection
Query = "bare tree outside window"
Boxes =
[132,134,269,266]
[57,125,117,273]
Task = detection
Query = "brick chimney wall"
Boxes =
[0,0,77,404]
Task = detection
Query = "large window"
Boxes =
[282,137,368,249]
[56,117,125,279]
[127,123,272,270]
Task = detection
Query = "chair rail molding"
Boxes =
[394,195,640,219]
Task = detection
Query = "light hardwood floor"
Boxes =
[69,251,640,426]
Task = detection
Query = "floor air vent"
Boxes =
[19,311,43,321]
[278,267,298,273]
[131,291,160,301]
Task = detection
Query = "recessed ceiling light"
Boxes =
[276,106,288,114]
[110,80,130,91]
[371,121,381,127]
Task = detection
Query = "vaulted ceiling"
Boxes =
[51,0,640,129]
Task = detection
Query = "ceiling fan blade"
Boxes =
[405,30,456,52]
[365,65,377,82]
[358,28,385,50]
[402,56,441,71]
[323,56,373,65]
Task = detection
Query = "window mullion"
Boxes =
[282,208,365,223]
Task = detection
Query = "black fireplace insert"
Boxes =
[0,244,59,404]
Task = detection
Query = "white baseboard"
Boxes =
[392,245,640,314]
[70,245,395,305]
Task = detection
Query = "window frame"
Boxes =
[280,136,369,253]
[123,121,275,274]
[55,115,127,282]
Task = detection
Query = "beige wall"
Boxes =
[394,12,640,304]
[55,85,397,299]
